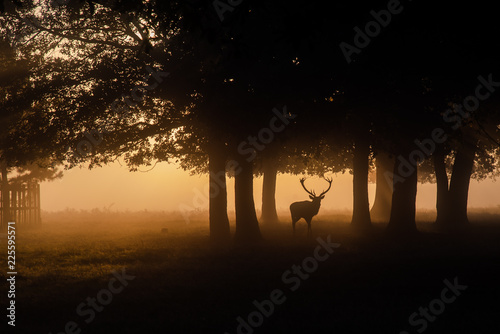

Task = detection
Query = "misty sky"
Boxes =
[41,162,500,213]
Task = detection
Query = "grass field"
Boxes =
[1,210,499,334]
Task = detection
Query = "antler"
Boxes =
[299,178,316,196]
[318,177,333,197]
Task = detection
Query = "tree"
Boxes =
[0,35,64,227]
[1,0,263,244]
[260,156,280,224]
[370,152,394,222]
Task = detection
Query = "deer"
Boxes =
[290,177,332,236]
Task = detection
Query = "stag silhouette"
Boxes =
[290,177,332,236]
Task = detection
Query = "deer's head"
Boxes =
[299,177,333,204]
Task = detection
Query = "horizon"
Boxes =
[40,161,500,213]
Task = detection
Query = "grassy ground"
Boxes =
[1,210,499,334]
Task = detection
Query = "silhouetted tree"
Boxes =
[0,36,64,226]
[370,152,394,222]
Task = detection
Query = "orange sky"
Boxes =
[40,161,500,213]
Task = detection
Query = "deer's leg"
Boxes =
[292,218,297,236]
[307,219,312,237]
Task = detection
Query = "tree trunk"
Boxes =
[434,140,477,228]
[260,160,279,224]
[387,149,418,234]
[433,149,450,225]
[234,158,262,244]
[447,140,477,226]
[208,144,230,244]
[1,163,10,229]
[351,139,372,228]
[370,153,394,222]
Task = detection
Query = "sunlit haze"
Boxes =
[41,161,500,213]
[1,1,499,333]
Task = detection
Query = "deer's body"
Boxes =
[290,177,332,236]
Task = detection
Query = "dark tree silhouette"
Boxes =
[370,152,394,222]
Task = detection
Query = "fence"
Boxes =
[0,181,41,228]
